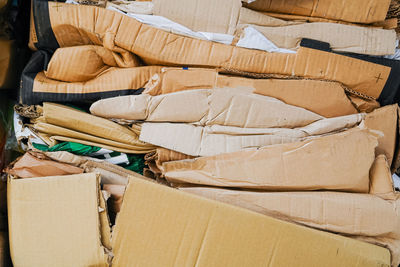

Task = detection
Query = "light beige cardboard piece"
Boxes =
[37,3,391,100]
[244,0,391,24]
[8,173,109,267]
[152,0,241,34]
[240,23,396,56]
[143,67,358,118]
[365,104,398,166]
[111,176,391,267]
[139,113,364,157]
[180,187,400,266]
[163,128,377,192]
[90,88,323,128]
[8,173,391,266]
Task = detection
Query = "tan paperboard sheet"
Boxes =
[41,3,390,99]
[8,173,108,267]
[369,155,398,200]
[242,23,396,56]
[33,66,161,94]
[365,105,398,166]
[90,88,323,128]
[180,187,400,266]
[153,0,241,34]
[112,177,390,267]
[139,113,364,157]
[163,128,376,192]
[7,173,392,266]
[244,0,391,24]
[144,67,358,118]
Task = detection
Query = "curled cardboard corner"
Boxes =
[370,155,399,200]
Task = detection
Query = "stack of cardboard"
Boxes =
[3,0,400,266]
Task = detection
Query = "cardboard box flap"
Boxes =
[244,0,391,24]
[243,23,396,56]
[139,113,364,157]
[369,155,399,200]
[153,0,241,34]
[112,176,390,267]
[8,173,108,266]
[90,88,323,128]
[144,68,358,118]
[29,3,391,100]
[365,105,398,166]
[163,128,377,192]
[180,187,400,266]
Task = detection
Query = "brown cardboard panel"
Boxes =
[163,128,376,192]
[365,105,398,165]
[153,0,241,34]
[140,114,364,157]
[369,155,398,200]
[5,151,83,178]
[8,173,108,266]
[112,177,390,267]
[244,0,391,24]
[238,7,300,27]
[40,102,155,152]
[348,95,381,113]
[243,23,396,56]
[45,45,141,82]
[180,187,400,266]
[144,68,358,118]
[33,66,161,94]
[90,88,324,128]
[43,3,390,99]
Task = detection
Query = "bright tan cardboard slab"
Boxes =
[140,113,364,157]
[365,104,398,166]
[45,45,141,82]
[153,0,241,34]
[163,128,376,192]
[180,187,400,266]
[33,66,161,94]
[90,88,323,128]
[112,176,390,267]
[144,67,358,118]
[244,0,391,24]
[40,2,390,99]
[8,173,109,267]
[241,23,396,56]
[7,173,391,266]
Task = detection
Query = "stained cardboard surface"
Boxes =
[153,0,241,34]
[112,177,390,267]
[8,173,108,267]
[163,128,376,192]
[244,0,391,24]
